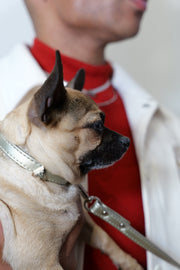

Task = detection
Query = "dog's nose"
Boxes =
[121,136,130,148]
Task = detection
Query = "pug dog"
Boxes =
[0,51,143,270]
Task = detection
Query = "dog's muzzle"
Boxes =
[79,127,130,174]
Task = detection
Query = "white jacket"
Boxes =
[0,44,180,270]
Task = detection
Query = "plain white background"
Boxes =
[0,0,180,116]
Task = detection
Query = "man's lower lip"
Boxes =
[128,0,147,12]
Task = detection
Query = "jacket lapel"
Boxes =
[111,63,158,162]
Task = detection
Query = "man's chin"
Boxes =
[107,27,140,43]
[107,17,143,43]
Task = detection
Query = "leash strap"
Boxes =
[79,185,180,269]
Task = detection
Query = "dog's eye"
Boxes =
[93,121,104,133]
[85,121,104,133]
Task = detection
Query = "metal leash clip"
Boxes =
[84,196,102,212]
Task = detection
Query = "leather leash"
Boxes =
[0,132,180,269]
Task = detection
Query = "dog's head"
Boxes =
[2,51,130,183]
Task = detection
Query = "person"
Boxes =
[0,0,180,269]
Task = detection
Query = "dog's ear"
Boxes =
[28,50,67,125]
[66,69,85,91]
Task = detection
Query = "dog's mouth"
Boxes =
[79,128,130,175]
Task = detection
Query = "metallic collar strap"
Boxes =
[0,133,69,186]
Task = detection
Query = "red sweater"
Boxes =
[31,38,147,269]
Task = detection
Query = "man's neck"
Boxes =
[36,23,106,66]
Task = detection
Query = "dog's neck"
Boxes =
[0,132,72,187]
[26,126,85,185]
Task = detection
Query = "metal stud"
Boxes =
[119,222,126,229]
[102,210,108,216]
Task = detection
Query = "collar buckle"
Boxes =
[32,165,46,180]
